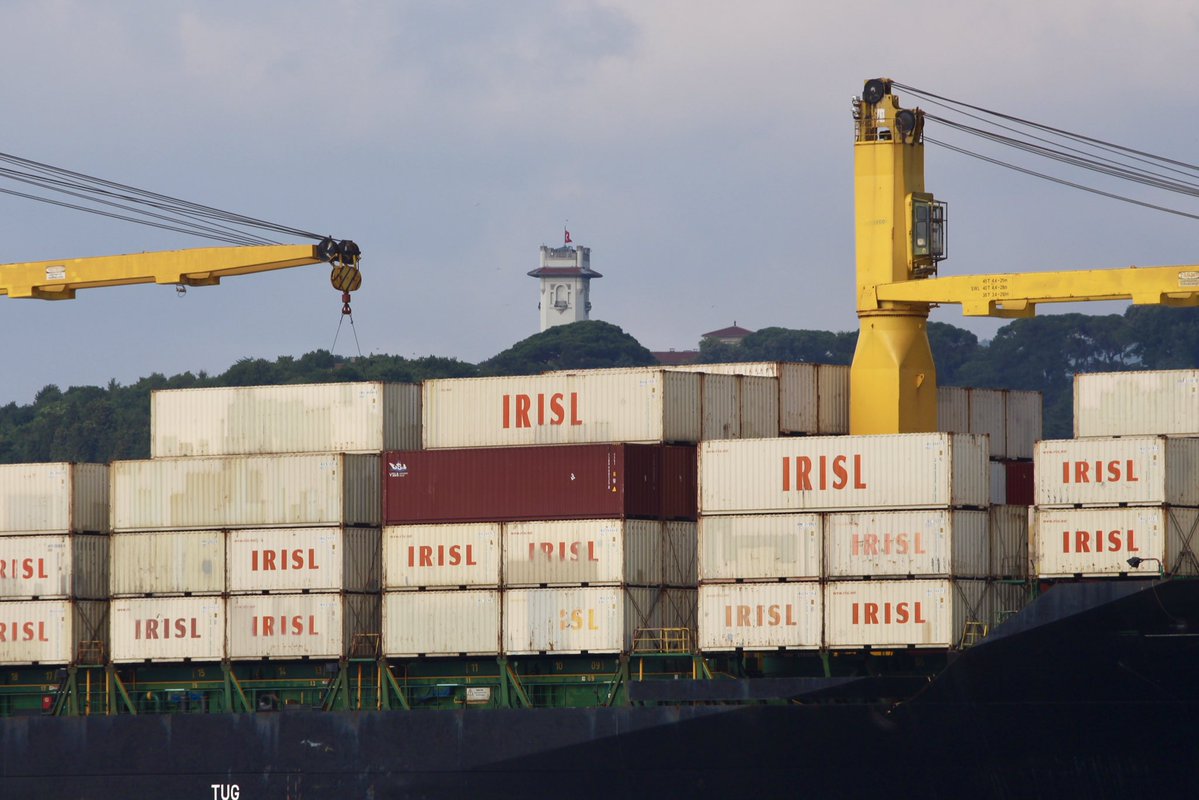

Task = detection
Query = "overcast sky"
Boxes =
[1,1,1196,405]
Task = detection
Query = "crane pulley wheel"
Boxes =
[330,263,362,293]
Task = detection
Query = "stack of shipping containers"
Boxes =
[936,387,1039,582]
[383,370,719,659]
[1031,370,1199,580]
[699,432,1012,651]
[108,383,419,666]
[0,463,110,668]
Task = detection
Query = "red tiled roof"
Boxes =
[702,324,754,339]
[652,350,701,366]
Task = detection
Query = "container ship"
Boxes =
[1,367,1197,799]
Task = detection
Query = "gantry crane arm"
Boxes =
[869,264,1199,318]
[0,238,361,300]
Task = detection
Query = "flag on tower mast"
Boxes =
[564,228,572,244]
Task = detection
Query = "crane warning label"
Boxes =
[44,266,66,281]
[1178,271,1199,287]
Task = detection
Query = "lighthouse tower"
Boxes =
[528,240,603,332]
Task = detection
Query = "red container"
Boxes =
[1004,460,1034,506]
[383,444,697,524]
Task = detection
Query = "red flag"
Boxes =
[564,229,572,244]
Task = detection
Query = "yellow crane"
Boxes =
[0,237,361,301]
[851,78,1199,434]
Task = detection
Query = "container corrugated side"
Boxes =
[502,587,694,655]
[1075,369,1199,438]
[739,376,780,439]
[151,382,421,458]
[1034,437,1199,507]
[662,521,698,587]
[1032,506,1199,577]
[422,371,701,448]
[990,462,1006,505]
[227,593,380,660]
[383,523,501,589]
[503,519,663,587]
[697,582,821,651]
[668,362,834,433]
[382,590,500,656]
[0,600,108,665]
[699,373,740,440]
[698,514,821,582]
[699,433,989,514]
[228,527,380,593]
[111,453,380,531]
[0,463,109,535]
[1005,391,1042,460]
[824,579,989,649]
[383,444,697,524]
[0,534,108,599]
[938,388,1006,459]
[990,505,1030,578]
[109,531,225,596]
[824,510,989,578]
[109,596,226,662]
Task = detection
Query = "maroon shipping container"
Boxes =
[383,444,697,524]
[1004,460,1034,506]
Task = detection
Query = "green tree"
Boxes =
[479,321,656,376]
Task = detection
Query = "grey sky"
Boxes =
[1,1,1196,404]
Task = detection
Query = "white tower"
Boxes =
[528,243,603,332]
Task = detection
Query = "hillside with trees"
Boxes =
[1,308,1196,464]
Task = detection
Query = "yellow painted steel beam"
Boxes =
[0,244,324,300]
[871,264,1199,317]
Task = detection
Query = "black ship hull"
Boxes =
[3,578,1196,799]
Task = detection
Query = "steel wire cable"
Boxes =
[0,149,325,245]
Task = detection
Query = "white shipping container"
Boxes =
[824,579,990,649]
[990,462,1007,505]
[938,388,1006,459]
[739,376,781,439]
[228,527,380,594]
[111,453,380,531]
[503,519,662,587]
[697,582,822,652]
[151,382,422,458]
[1034,437,1199,507]
[110,531,225,596]
[1075,370,1199,438]
[698,514,822,582]
[382,590,500,656]
[383,523,501,589]
[422,371,701,448]
[662,521,698,587]
[1005,391,1042,461]
[227,593,380,660]
[0,600,108,665]
[502,587,694,654]
[1032,506,1199,577]
[990,505,1030,578]
[667,362,850,434]
[0,463,108,535]
[700,433,990,515]
[109,596,226,662]
[0,535,108,599]
[824,510,989,578]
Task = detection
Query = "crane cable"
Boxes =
[0,150,327,246]
[888,82,1199,219]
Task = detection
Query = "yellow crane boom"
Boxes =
[851,78,1199,434]
[0,238,361,300]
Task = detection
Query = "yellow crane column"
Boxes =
[851,79,939,434]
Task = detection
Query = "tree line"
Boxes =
[2,308,1196,465]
